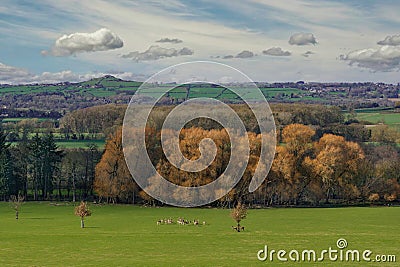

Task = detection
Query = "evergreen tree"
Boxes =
[28,133,63,200]
[0,131,13,200]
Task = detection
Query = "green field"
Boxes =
[1,118,56,123]
[355,110,400,132]
[10,139,105,149]
[0,76,141,98]
[356,112,400,125]
[0,79,314,101]
[55,140,105,149]
[0,203,398,266]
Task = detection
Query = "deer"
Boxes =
[231,225,245,232]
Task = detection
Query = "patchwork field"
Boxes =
[0,203,398,266]
[0,77,141,98]
[355,110,400,131]
[54,139,105,149]
[356,112,400,125]
[10,139,105,149]
[0,76,315,101]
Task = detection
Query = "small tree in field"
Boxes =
[10,194,24,220]
[230,202,247,232]
[74,201,92,228]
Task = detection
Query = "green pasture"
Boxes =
[1,118,56,123]
[0,203,398,266]
[137,86,309,102]
[10,139,105,149]
[55,140,105,149]
[356,112,400,125]
[1,81,316,101]
[0,77,141,98]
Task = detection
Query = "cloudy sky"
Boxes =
[1,0,400,84]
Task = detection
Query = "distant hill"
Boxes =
[0,75,142,98]
[0,76,398,117]
[78,75,142,88]
[0,75,143,117]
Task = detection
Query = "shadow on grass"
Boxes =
[24,217,55,220]
[82,226,100,229]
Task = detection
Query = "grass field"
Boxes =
[1,118,56,123]
[55,139,105,149]
[10,139,105,149]
[0,76,141,98]
[355,110,400,132]
[0,203,398,266]
[356,112,400,125]
[1,80,314,101]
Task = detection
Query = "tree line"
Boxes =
[58,103,400,144]
[3,103,398,145]
[1,102,399,206]
[0,131,101,201]
[93,124,400,206]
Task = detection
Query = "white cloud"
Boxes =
[302,51,315,57]
[340,45,400,72]
[235,50,254,58]
[377,35,400,46]
[0,63,31,84]
[289,33,317,46]
[156,38,183,44]
[42,28,123,56]
[221,50,255,59]
[262,47,291,56]
[122,45,193,61]
[5,0,400,83]
[178,47,193,55]
[43,1,270,57]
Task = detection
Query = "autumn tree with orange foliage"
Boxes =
[231,131,264,203]
[151,127,231,203]
[304,134,364,203]
[268,124,315,205]
[93,121,398,206]
[94,127,137,203]
[150,127,270,205]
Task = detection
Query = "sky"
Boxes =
[1,0,400,84]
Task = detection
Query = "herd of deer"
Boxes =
[156,217,206,226]
[156,218,245,232]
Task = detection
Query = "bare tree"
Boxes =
[74,201,92,228]
[10,194,25,220]
[230,202,247,232]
